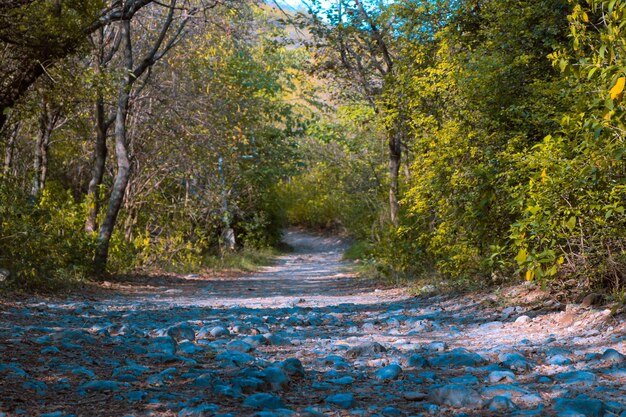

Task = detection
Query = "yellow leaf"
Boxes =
[525,270,534,281]
[610,76,625,99]
[515,248,528,264]
[582,12,589,22]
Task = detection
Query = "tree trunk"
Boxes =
[85,97,109,233]
[94,20,133,273]
[3,122,20,176]
[93,0,184,273]
[0,59,44,133]
[388,129,402,227]
[31,99,55,196]
[0,0,158,133]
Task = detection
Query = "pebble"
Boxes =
[325,393,356,409]
[487,395,518,411]
[428,384,483,408]
[487,370,516,383]
[553,398,605,417]
[167,323,196,342]
[547,354,572,365]
[177,404,220,416]
[328,376,354,385]
[210,326,231,338]
[345,342,387,358]
[77,380,123,392]
[406,353,428,368]
[428,348,485,368]
[280,358,305,377]
[499,352,535,371]
[262,367,289,391]
[243,393,285,410]
[374,364,402,381]
[480,384,530,399]
[226,340,255,353]
[601,348,625,364]
[425,341,447,352]
[554,370,596,385]
[403,391,428,401]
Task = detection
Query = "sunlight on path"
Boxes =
[150,230,410,308]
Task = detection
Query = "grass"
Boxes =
[342,240,372,261]
[203,246,286,272]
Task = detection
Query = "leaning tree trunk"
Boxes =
[94,20,133,273]
[85,25,121,232]
[93,85,132,273]
[93,0,185,273]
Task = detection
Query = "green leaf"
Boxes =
[566,216,576,231]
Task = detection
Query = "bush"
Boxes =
[0,179,95,291]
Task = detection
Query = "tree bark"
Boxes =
[93,1,183,273]
[85,97,109,232]
[31,98,59,196]
[94,20,133,273]
[388,129,402,226]
[85,26,120,233]
[2,122,20,176]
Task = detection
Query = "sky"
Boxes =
[280,0,306,7]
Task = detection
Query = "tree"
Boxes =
[93,0,195,272]
[0,0,161,132]
[303,0,404,225]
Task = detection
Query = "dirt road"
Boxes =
[0,230,625,416]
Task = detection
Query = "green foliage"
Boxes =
[0,3,307,288]
[6,0,626,294]
[368,0,571,283]
[278,112,386,240]
[343,240,373,261]
[0,179,94,291]
[511,0,626,288]
[203,247,282,272]
[0,0,104,56]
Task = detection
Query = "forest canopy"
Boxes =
[1,0,626,294]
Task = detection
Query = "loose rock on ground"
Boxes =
[1,230,625,416]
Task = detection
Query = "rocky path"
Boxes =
[1,230,626,417]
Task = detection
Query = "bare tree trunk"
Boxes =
[31,99,58,196]
[388,129,402,227]
[85,97,109,232]
[85,26,120,233]
[93,1,184,273]
[94,20,133,273]
[3,122,20,175]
